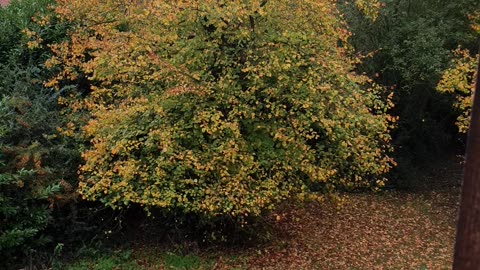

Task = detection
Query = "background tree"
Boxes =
[340,0,480,187]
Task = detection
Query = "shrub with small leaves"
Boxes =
[46,0,395,219]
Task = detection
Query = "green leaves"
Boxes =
[0,1,79,266]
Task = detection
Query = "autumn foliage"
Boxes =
[43,0,395,218]
[437,12,480,133]
[437,48,478,133]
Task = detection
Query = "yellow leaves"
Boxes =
[352,0,381,21]
[22,28,43,49]
[46,1,184,92]
[437,47,478,133]
[375,179,385,188]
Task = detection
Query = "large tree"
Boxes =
[45,0,395,218]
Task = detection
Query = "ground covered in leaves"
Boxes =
[66,159,461,270]
[244,190,458,269]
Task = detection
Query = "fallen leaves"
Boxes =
[242,190,459,269]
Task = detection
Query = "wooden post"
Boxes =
[453,52,480,269]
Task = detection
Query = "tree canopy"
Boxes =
[44,0,395,218]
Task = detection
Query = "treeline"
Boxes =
[0,0,478,268]
[341,0,479,186]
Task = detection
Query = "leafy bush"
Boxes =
[0,65,59,268]
[0,93,58,261]
[0,0,80,266]
[46,0,395,219]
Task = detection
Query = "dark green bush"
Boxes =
[0,0,82,267]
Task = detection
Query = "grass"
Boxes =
[60,249,217,270]
[63,251,139,270]
[61,159,461,270]
[163,253,204,269]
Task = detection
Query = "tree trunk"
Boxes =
[453,52,480,269]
